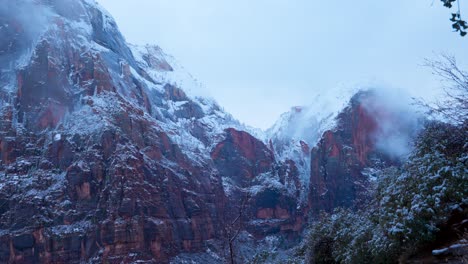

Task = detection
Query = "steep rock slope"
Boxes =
[0,0,234,263]
[212,128,304,237]
[307,91,421,214]
[267,90,421,215]
[0,0,306,263]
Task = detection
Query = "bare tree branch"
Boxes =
[422,54,468,126]
[223,183,252,264]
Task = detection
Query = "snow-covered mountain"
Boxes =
[266,87,360,147]
[0,1,421,263]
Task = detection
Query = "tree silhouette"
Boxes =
[441,0,467,36]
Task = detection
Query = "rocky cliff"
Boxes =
[307,91,420,214]
[0,1,419,263]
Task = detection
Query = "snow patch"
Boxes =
[54,133,61,141]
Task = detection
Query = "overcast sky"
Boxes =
[96,0,467,129]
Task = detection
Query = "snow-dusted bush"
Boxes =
[307,209,374,264]
[376,121,467,254]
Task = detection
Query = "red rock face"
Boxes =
[351,103,379,164]
[299,140,310,154]
[212,128,305,237]
[212,128,275,183]
[308,91,401,214]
